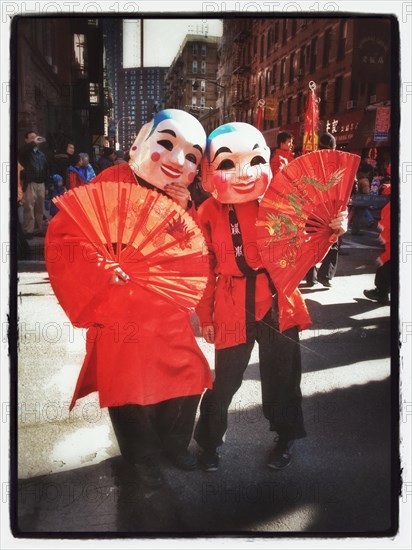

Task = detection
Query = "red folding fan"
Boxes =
[51,180,209,312]
[256,149,360,296]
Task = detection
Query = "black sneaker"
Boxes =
[267,440,294,470]
[165,450,198,471]
[318,276,332,288]
[199,449,219,472]
[363,288,389,305]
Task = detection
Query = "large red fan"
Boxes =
[256,149,360,296]
[51,180,209,314]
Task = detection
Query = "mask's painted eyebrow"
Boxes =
[193,144,203,155]
[212,146,232,163]
[158,129,176,137]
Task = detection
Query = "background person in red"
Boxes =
[45,109,212,490]
[269,130,295,176]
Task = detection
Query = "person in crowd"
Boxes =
[270,131,295,175]
[193,122,347,472]
[78,153,96,182]
[97,147,116,172]
[350,174,375,235]
[53,142,75,189]
[67,153,87,189]
[114,150,128,165]
[363,185,391,304]
[45,109,212,491]
[305,132,341,288]
[47,174,66,218]
[18,131,50,238]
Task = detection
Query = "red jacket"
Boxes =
[378,201,390,265]
[270,149,295,176]
[195,198,311,350]
[45,164,212,409]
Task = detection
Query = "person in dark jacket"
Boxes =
[97,147,116,173]
[53,142,75,190]
[48,174,66,217]
[18,131,50,237]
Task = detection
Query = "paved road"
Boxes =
[12,224,397,537]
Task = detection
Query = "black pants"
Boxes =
[306,238,340,284]
[109,394,201,464]
[375,260,391,295]
[194,310,306,451]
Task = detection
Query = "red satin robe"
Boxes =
[45,164,212,409]
[195,198,312,350]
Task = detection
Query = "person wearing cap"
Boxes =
[78,153,96,182]
[18,131,50,238]
[97,147,116,173]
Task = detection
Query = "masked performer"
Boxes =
[45,110,212,488]
[194,122,346,471]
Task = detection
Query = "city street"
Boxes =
[14,222,395,536]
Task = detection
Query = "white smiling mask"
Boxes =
[201,122,272,204]
[129,109,206,190]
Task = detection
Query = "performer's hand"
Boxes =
[109,266,130,285]
[164,182,191,210]
[201,324,215,344]
[329,210,348,241]
[96,253,130,285]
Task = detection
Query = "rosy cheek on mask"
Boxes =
[187,171,196,183]
[151,152,160,162]
[212,173,231,195]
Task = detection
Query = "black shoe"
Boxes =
[267,439,294,470]
[133,460,165,490]
[199,449,219,472]
[305,280,317,287]
[363,289,389,305]
[318,276,332,288]
[165,450,198,471]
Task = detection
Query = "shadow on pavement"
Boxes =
[15,377,396,537]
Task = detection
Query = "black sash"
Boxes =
[227,204,278,341]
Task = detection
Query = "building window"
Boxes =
[299,46,305,78]
[260,34,265,62]
[291,19,297,37]
[277,100,283,126]
[192,96,197,107]
[287,97,292,124]
[89,83,99,105]
[334,75,343,112]
[289,52,295,84]
[201,44,207,57]
[282,20,287,45]
[265,71,270,96]
[322,29,332,67]
[274,21,279,44]
[201,80,206,93]
[337,21,347,60]
[200,96,206,107]
[201,61,206,74]
[267,31,272,52]
[309,37,317,73]
[253,36,258,58]
[258,75,263,99]
[297,92,303,117]
[280,58,286,87]
[192,43,198,55]
[272,63,277,86]
[192,60,198,74]
[320,82,328,116]
[73,33,87,78]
